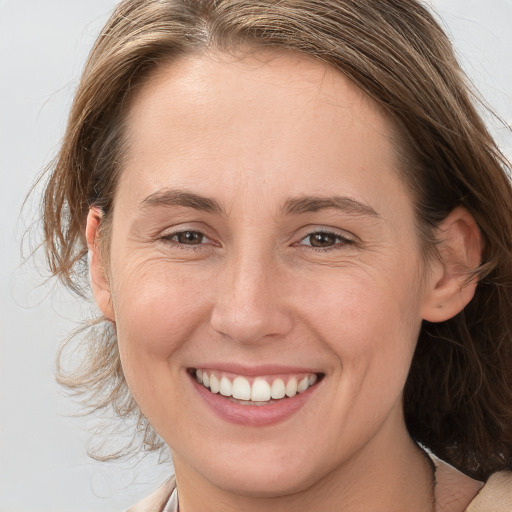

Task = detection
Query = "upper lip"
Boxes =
[188,362,323,376]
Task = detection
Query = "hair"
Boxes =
[42,0,512,479]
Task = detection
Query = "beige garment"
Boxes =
[127,471,512,511]
[465,471,512,512]
[126,477,175,512]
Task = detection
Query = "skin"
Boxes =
[87,51,483,511]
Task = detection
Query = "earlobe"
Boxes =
[421,207,483,323]
[86,208,115,321]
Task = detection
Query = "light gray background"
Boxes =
[1,1,511,511]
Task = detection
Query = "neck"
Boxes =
[173,413,436,512]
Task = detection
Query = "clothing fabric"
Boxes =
[125,477,176,512]
[126,470,512,512]
[465,471,512,512]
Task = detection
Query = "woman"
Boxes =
[42,0,512,510]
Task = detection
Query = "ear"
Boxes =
[86,207,115,321]
[421,207,483,323]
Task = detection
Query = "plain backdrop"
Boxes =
[1,1,511,511]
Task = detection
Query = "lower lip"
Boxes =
[190,374,320,427]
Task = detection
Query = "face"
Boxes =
[91,51,439,497]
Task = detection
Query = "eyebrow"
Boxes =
[140,188,379,218]
[282,195,379,217]
[140,189,225,214]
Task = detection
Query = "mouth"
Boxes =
[188,368,324,407]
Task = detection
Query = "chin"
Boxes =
[181,442,326,498]
[206,464,317,498]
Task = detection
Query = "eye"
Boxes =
[173,230,205,245]
[161,229,213,247]
[298,230,354,249]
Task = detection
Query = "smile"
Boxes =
[188,366,324,426]
[194,369,319,404]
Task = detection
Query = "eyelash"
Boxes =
[159,230,215,251]
[296,230,356,251]
[159,228,355,252]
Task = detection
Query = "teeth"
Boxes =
[285,377,298,397]
[297,376,309,393]
[251,379,271,402]
[271,379,286,399]
[219,376,232,396]
[232,376,251,400]
[196,370,319,402]
[210,374,220,393]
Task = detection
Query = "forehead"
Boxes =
[119,50,408,216]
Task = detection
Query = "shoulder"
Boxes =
[124,477,176,512]
[432,454,511,512]
[121,470,512,511]
[465,471,512,512]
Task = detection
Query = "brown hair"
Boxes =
[42,0,512,479]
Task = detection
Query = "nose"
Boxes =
[210,251,294,345]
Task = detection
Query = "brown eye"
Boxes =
[308,232,337,247]
[174,231,204,245]
[299,231,353,249]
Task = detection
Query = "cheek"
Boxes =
[113,258,208,352]
[296,265,424,387]
[110,261,215,434]
[110,260,211,404]
[298,262,422,340]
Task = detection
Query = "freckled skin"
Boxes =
[88,52,482,511]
